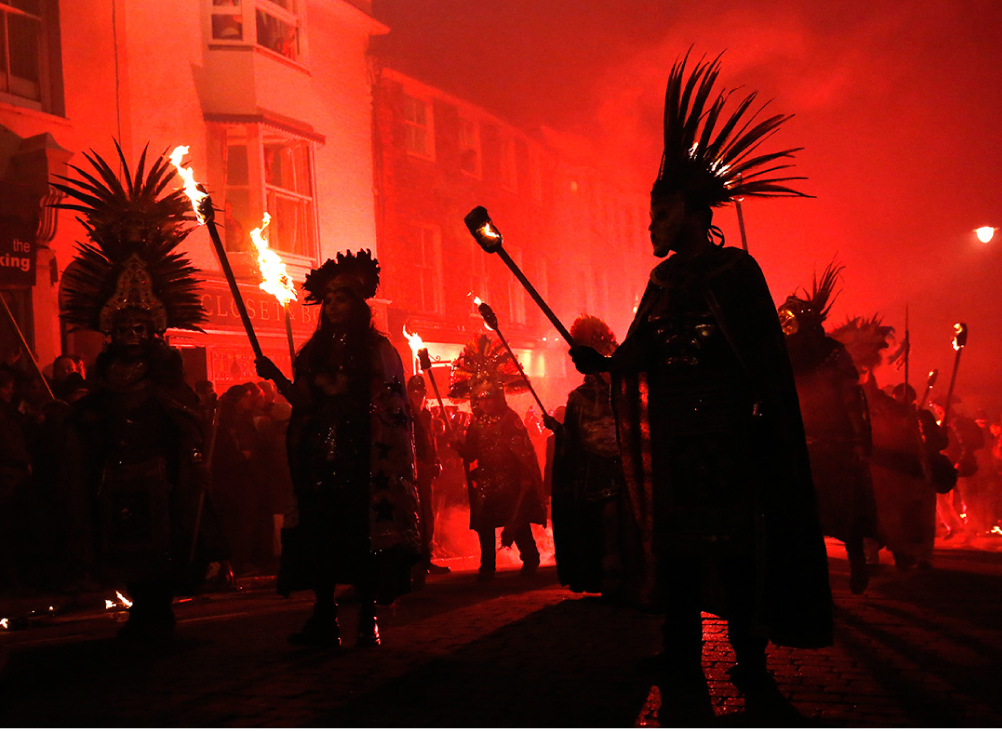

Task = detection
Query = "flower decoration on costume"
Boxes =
[447,334,528,399]
[302,249,380,304]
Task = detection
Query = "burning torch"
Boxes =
[920,369,939,408]
[403,327,457,439]
[475,297,549,419]
[250,213,298,365]
[942,322,968,425]
[168,146,263,360]
[464,207,574,346]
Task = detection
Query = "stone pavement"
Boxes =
[0,537,1001,726]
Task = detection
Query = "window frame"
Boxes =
[218,122,320,262]
[400,90,435,161]
[408,221,444,315]
[458,115,481,178]
[208,0,307,68]
[0,0,58,113]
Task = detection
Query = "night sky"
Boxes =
[371,0,1002,415]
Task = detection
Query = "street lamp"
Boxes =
[975,226,995,244]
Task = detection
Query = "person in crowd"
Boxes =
[548,315,623,597]
[569,55,833,715]
[0,367,31,593]
[931,397,983,539]
[448,334,546,581]
[407,374,450,578]
[53,143,218,642]
[256,250,421,648]
[779,264,879,594]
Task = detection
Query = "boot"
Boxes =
[357,602,381,647]
[289,602,340,647]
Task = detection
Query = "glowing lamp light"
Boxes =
[250,213,297,306]
[168,146,209,224]
[976,226,996,244]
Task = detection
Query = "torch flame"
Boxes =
[402,325,425,358]
[992,526,1002,536]
[250,213,298,306]
[105,599,115,610]
[0,617,8,630]
[473,296,483,306]
[116,591,133,608]
[168,146,208,224]
[479,223,500,240]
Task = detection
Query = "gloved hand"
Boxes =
[542,413,563,432]
[569,345,612,375]
[255,356,284,383]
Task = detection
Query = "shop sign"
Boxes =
[0,230,36,287]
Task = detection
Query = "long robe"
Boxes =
[612,246,833,649]
[278,329,421,603]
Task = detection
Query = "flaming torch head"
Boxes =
[465,206,504,253]
[927,369,939,387]
[168,146,209,224]
[403,325,430,368]
[474,296,499,331]
[953,322,968,351]
[251,212,298,306]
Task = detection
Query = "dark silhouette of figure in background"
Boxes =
[549,315,623,598]
[256,250,421,648]
[448,335,545,581]
[570,55,832,721]
[407,374,450,578]
[780,264,879,594]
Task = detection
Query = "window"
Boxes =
[409,223,443,314]
[458,116,480,177]
[210,0,303,65]
[219,124,317,259]
[0,0,59,111]
[499,136,516,190]
[401,92,433,159]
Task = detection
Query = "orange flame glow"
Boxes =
[116,590,133,608]
[250,213,297,306]
[168,146,208,224]
[473,296,483,306]
[402,325,425,358]
[0,617,8,630]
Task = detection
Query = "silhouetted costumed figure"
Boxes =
[833,317,950,570]
[550,315,624,596]
[256,250,421,647]
[448,335,546,580]
[407,373,450,577]
[54,144,218,641]
[780,264,879,594]
[571,56,833,702]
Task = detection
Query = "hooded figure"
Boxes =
[256,249,421,648]
[570,53,833,703]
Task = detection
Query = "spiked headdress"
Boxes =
[570,315,618,357]
[302,249,380,304]
[779,261,843,335]
[447,334,528,400]
[653,51,811,208]
[829,315,895,374]
[53,142,205,335]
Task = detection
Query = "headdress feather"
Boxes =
[447,334,528,399]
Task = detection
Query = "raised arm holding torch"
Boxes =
[169,146,264,360]
[942,322,968,425]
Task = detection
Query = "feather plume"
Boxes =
[654,51,811,207]
[447,334,528,399]
[829,315,895,373]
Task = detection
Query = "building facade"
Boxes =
[0,0,386,389]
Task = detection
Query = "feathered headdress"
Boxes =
[53,142,205,334]
[447,334,528,399]
[653,51,811,208]
[780,261,844,334]
[570,315,618,357]
[829,315,895,374]
[302,249,380,304]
